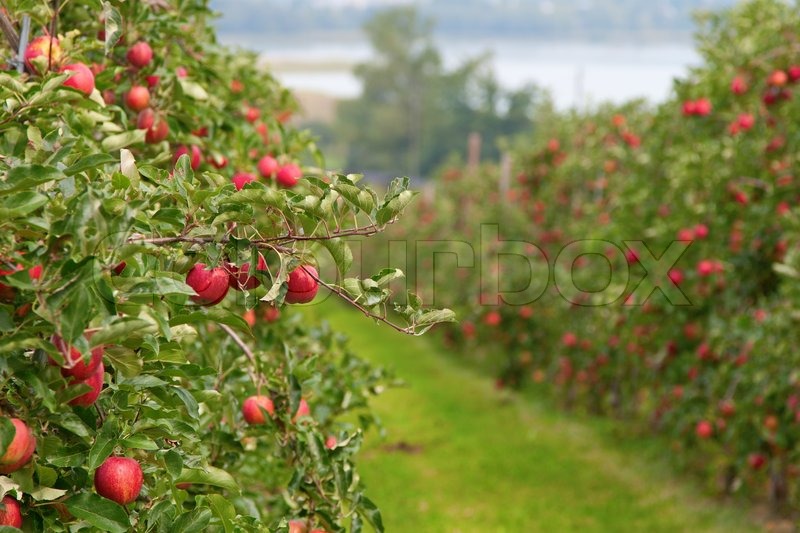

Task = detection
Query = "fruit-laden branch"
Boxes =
[301,267,415,336]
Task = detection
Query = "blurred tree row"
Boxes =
[333,7,540,179]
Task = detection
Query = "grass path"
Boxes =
[307,303,762,532]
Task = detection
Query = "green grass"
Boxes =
[305,303,763,532]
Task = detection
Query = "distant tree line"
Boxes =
[212,0,736,40]
[319,7,541,180]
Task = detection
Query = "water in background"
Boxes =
[219,34,700,109]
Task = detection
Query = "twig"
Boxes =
[301,266,414,336]
[219,323,256,367]
[218,323,263,392]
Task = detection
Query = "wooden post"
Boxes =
[467,132,481,174]
[499,151,512,197]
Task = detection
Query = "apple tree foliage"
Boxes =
[0,0,454,531]
[375,0,800,512]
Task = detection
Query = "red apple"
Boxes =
[693,224,709,239]
[789,65,800,82]
[293,399,310,422]
[263,305,281,323]
[0,496,22,528]
[484,311,501,326]
[719,400,736,418]
[242,395,274,424]
[769,69,788,87]
[277,163,302,187]
[137,108,155,130]
[50,334,103,380]
[232,172,256,191]
[94,456,143,505]
[60,63,95,96]
[289,520,308,533]
[186,263,230,305]
[285,265,319,304]
[243,309,256,327]
[146,75,160,88]
[245,106,260,123]
[682,100,697,116]
[694,98,712,116]
[257,155,279,178]
[126,42,153,69]
[144,113,169,144]
[125,86,150,112]
[731,75,748,95]
[28,265,42,280]
[228,254,267,290]
[695,420,713,439]
[103,89,116,105]
[668,268,683,285]
[176,66,188,78]
[0,418,35,474]
[230,79,244,93]
[562,332,578,347]
[748,453,767,470]
[737,113,755,130]
[697,260,715,277]
[174,145,202,170]
[68,361,104,407]
[24,35,62,75]
[325,436,337,450]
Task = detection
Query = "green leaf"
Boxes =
[0,418,14,460]
[372,268,404,287]
[60,287,92,342]
[120,434,159,451]
[104,346,143,378]
[358,496,384,533]
[321,238,353,276]
[102,130,146,152]
[164,449,183,479]
[64,153,117,177]
[178,78,209,100]
[175,466,240,494]
[170,509,212,533]
[65,493,130,533]
[87,434,117,470]
[206,494,235,533]
[0,165,62,195]
[54,413,91,437]
[0,191,47,219]
[129,277,196,297]
[90,319,155,347]
[103,4,123,55]
[28,486,68,501]
[377,190,416,225]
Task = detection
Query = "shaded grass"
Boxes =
[305,303,763,532]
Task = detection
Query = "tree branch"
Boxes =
[125,223,388,248]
